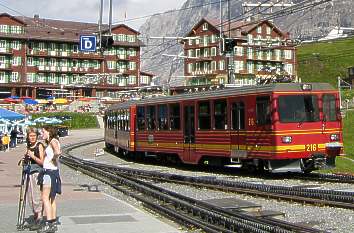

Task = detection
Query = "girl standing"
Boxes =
[38,126,62,233]
[25,127,45,227]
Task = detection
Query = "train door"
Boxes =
[183,103,195,162]
[230,100,246,159]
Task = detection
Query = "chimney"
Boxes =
[34,14,39,21]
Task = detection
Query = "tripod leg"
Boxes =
[16,170,26,229]
[17,172,30,230]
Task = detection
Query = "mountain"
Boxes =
[139,0,354,85]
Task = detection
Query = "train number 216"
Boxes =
[305,144,318,151]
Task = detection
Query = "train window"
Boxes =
[158,105,168,130]
[114,111,118,129]
[146,105,156,131]
[278,95,319,123]
[256,96,271,125]
[323,94,337,121]
[214,99,227,130]
[232,102,245,130]
[198,101,211,130]
[125,109,130,131]
[169,103,180,130]
[137,106,145,131]
[122,110,126,131]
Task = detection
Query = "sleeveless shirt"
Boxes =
[43,139,60,170]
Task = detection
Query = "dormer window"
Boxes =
[202,23,208,31]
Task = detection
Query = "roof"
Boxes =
[185,18,285,39]
[107,83,335,110]
[0,108,25,121]
[0,13,143,46]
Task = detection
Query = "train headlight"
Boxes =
[301,84,312,91]
[330,134,340,141]
[281,136,292,143]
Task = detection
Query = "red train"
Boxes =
[104,83,344,173]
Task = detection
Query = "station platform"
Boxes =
[0,129,182,233]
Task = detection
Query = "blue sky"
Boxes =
[0,0,186,30]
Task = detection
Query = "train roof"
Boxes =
[107,83,335,110]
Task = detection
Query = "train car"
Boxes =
[104,83,344,173]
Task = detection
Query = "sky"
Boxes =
[0,0,186,30]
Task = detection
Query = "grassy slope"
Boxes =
[297,38,354,173]
[297,37,354,87]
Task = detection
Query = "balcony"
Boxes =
[117,54,129,61]
[0,47,13,55]
[0,63,12,71]
[191,69,217,76]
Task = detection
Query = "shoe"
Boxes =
[37,222,56,233]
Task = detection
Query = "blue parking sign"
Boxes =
[79,35,97,52]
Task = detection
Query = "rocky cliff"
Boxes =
[139,0,354,85]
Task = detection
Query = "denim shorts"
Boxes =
[42,174,51,186]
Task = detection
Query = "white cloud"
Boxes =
[0,0,186,29]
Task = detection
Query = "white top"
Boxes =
[43,139,60,170]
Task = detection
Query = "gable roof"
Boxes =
[185,18,286,39]
[0,13,26,25]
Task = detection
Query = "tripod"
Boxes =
[16,159,31,230]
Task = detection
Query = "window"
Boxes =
[146,106,156,131]
[12,57,21,66]
[48,73,56,83]
[211,34,216,43]
[0,72,6,83]
[235,46,243,56]
[137,106,145,130]
[12,41,20,50]
[266,26,271,35]
[128,75,136,85]
[234,60,244,73]
[232,102,245,130]
[11,72,19,82]
[107,61,115,70]
[323,94,337,121]
[219,60,225,70]
[257,26,262,33]
[256,96,271,125]
[27,73,35,83]
[284,64,293,75]
[211,47,216,56]
[202,23,208,31]
[247,62,254,74]
[203,35,208,46]
[129,61,136,70]
[73,45,78,53]
[247,47,253,58]
[39,42,45,51]
[169,103,180,130]
[196,49,200,57]
[198,101,210,130]
[188,63,194,73]
[211,61,216,71]
[127,35,136,42]
[247,34,253,44]
[158,105,168,130]
[278,95,320,123]
[214,99,227,130]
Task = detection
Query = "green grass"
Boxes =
[298,38,354,174]
[342,110,354,160]
[297,37,354,87]
[31,112,98,129]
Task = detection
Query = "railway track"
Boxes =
[62,140,326,233]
